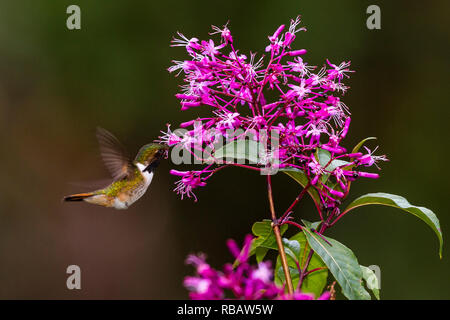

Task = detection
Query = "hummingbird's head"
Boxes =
[135,143,169,170]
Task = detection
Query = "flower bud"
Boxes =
[341,117,351,138]
[287,49,307,56]
[181,101,202,110]
[269,24,285,42]
[358,172,379,179]
[180,120,196,128]
[176,94,198,101]
[329,189,344,198]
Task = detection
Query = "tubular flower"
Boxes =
[159,16,388,204]
[184,236,330,300]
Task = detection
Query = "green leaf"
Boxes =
[275,265,299,290]
[360,265,380,300]
[302,220,371,300]
[249,220,288,262]
[316,149,351,183]
[280,168,320,204]
[249,221,327,295]
[274,231,328,298]
[310,221,322,230]
[343,193,443,258]
[352,137,377,154]
[212,139,261,164]
[282,238,301,262]
[255,247,269,264]
[252,219,275,238]
[316,148,331,167]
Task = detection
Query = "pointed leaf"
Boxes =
[275,231,328,298]
[343,193,443,258]
[352,137,377,154]
[302,220,371,300]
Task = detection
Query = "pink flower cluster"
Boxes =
[184,235,330,300]
[160,16,387,204]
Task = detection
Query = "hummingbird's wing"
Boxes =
[96,127,133,180]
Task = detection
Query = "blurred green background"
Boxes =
[0,0,448,299]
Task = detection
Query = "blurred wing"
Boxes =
[96,127,132,180]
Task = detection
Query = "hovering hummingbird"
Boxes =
[64,127,168,209]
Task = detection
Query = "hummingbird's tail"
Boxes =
[63,192,94,202]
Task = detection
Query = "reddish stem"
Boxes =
[267,175,294,295]
[284,221,304,230]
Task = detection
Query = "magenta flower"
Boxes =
[184,236,329,300]
[357,146,389,169]
[170,169,207,201]
[160,14,442,302]
[159,15,388,209]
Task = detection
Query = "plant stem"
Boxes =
[297,207,333,289]
[304,267,327,277]
[284,220,304,230]
[267,175,294,295]
[298,249,314,289]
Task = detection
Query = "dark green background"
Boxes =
[0,0,448,299]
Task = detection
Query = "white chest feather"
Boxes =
[113,163,154,210]
[136,163,154,187]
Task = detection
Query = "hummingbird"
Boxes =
[64,127,168,209]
